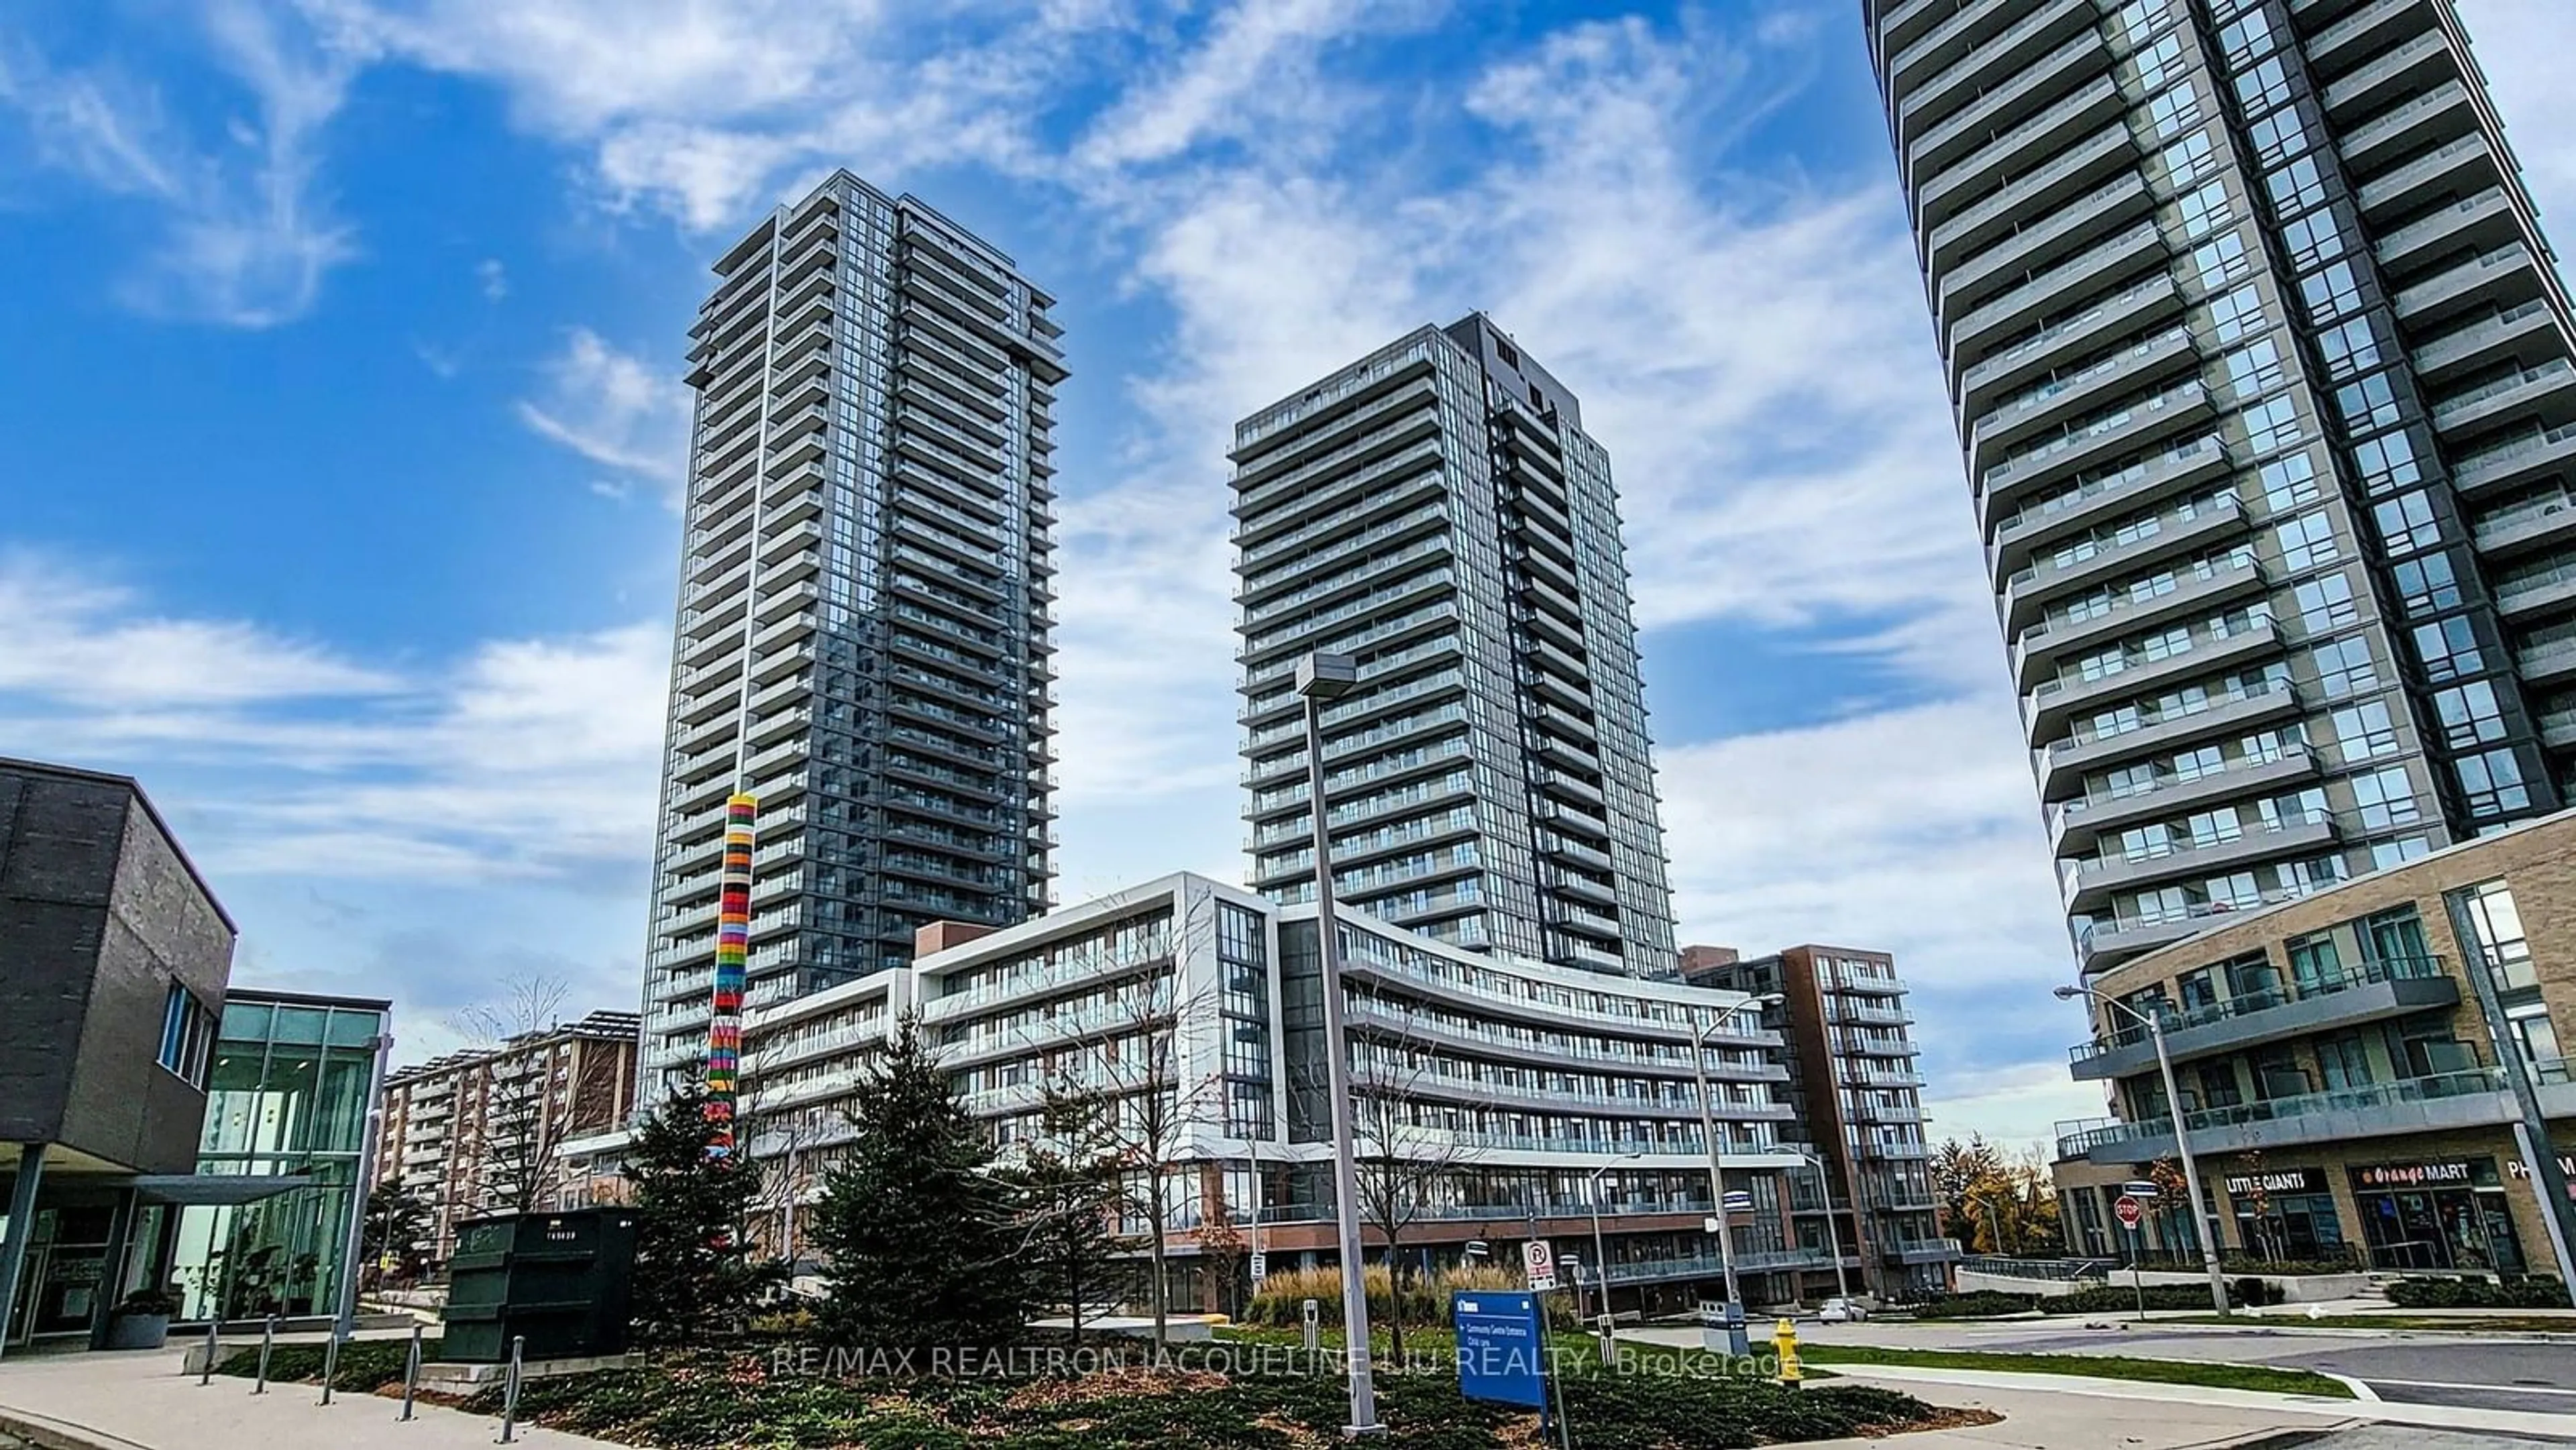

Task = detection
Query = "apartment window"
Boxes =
[2309,636,2377,697]
[2193,233,2253,290]
[2226,339,2286,396]
[157,984,215,1088]
[2412,616,2483,682]
[2242,397,2303,454]
[2249,107,2308,168]
[2337,373,2403,434]
[2265,158,2330,218]
[2508,1007,2562,1068]
[2218,7,2275,65]
[2137,35,2187,91]
[2280,211,2345,272]
[2294,573,2358,630]
[2234,57,2294,116]
[2300,262,2366,325]
[2372,489,2443,555]
[2255,453,2317,511]
[2330,701,2400,759]
[2455,746,2532,816]
[2352,431,2424,493]
[2392,551,2463,614]
[2275,510,2339,570]
[2208,284,2267,343]
[2315,317,2381,380]
[2454,879,2539,991]
[2351,766,2420,830]
[2161,131,2217,191]
[2432,680,2509,750]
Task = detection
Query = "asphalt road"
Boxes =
[2321,1427,2576,1450]
[1782,1318,2576,1416]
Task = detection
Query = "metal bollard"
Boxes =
[198,1316,221,1387]
[321,1329,341,1406]
[252,1316,276,1394]
[494,1334,524,1444]
[398,1323,423,1423]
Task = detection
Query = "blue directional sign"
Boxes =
[1453,1289,1547,1408]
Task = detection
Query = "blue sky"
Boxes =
[5,0,2573,1148]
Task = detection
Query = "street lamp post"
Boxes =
[1299,651,1383,1437]
[1585,1150,1642,1347]
[1690,1012,1751,1355]
[2056,985,2229,1317]
[1788,1148,1851,1303]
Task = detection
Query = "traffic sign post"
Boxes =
[1521,1238,1558,1292]
[2114,1196,2147,1323]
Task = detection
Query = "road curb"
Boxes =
[0,1404,154,1450]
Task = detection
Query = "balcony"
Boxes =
[1987,433,2227,571]
[2059,813,2339,913]
[2518,633,2576,687]
[2473,490,2576,558]
[2357,127,2493,230]
[2025,618,2282,735]
[1891,1238,1965,1265]
[1940,177,2156,329]
[2069,956,2459,1081]
[1894,0,2096,150]
[2412,300,2561,386]
[1907,29,2106,184]
[1972,327,2199,474]
[2321,28,2457,121]
[2455,421,2576,498]
[1962,274,2186,422]
[2494,556,2576,619]
[1979,381,2212,519]
[1917,76,2128,236]
[2338,77,2473,176]
[2396,244,2545,329]
[2375,189,2518,280]
[1927,125,2140,278]
[2009,555,2267,689]
[2056,1069,2510,1165]
[2431,358,2576,441]
[2049,748,2320,854]
[2000,496,2249,630]
[2037,679,2300,799]
[1950,221,2167,361]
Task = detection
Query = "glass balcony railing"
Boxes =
[2068,955,2448,1065]
[2055,1068,2506,1159]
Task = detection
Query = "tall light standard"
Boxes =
[1690,997,1775,1356]
[2055,984,2229,1316]
[1787,1147,1851,1303]
[1585,1150,1643,1344]
[1298,651,1383,1437]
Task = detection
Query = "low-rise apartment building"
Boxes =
[380,1009,639,1269]
[2052,812,2576,1278]
[1683,944,1960,1300]
[720,873,1831,1315]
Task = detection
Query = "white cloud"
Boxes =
[1924,1062,2110,1154]
[0,0,359,325]
[476,256,507,300]
[1073,0,1374,170]
[2461,0,2576,228]
[0,555,667,887]
[516,326,692,502]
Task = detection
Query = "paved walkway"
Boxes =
[0,1343,621,1450]
[1807,1364,2576,1443]
[1803,1371,2357,1449]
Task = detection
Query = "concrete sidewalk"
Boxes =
[1828,1365,2576,1442]
[0,1343,621,1450]
[1802,1372,2357,1449]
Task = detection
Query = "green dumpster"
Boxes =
[440,1208,639,1363]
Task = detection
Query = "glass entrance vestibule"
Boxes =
[2349,1159,2526,1273]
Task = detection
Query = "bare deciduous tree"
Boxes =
[451,973,614,1216]
[1336,994,1481,1361]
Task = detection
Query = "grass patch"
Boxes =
[1798,1343,2355,1399]
[214,1335,441,1392]
[462,1344,1938,1448]
[2173,1312,2576,1333]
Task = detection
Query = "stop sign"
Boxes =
[2114,1196,2144,1230]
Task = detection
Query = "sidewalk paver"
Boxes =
[1830,1365,2576,1443]
[1799,1371,2355,1449]
[0,1343,623,1450]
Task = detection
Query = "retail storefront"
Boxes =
[2220,1166,2346,1262]
[2349,1158,2528,1273]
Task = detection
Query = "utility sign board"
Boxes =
[1521,1238,1558,1291]
[1454,1290,1548,1408]
[1248,1252,1267,1283]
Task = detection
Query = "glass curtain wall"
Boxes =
[172,999,384,1321]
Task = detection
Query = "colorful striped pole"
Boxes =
[705,791,756,1156]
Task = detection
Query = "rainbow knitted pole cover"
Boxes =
[705,791,757,1157]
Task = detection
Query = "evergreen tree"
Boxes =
[812,1013,1028,1349]
[1004,1083,1123,1345]
[624,1083,786,1345]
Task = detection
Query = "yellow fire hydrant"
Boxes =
[1774,1317,1803,1389]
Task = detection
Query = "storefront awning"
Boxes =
[126,1174,309,1207]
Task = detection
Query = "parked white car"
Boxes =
[1818,1296,1868,1323]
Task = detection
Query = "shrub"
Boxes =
[1243,1263,1574,1330]
[2055,1282,2264,1314]
[2386,1276,2571,1309]
[217,1336,438,1392]
[1901,1290,2041,1319]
